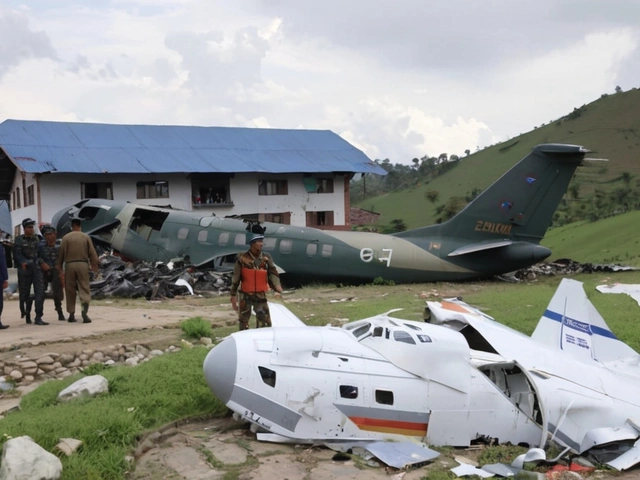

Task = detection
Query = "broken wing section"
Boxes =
[531,278,640,365]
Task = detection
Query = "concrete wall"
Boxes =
[8,171,348,232]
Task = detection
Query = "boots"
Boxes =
[68,313,77,323]
[55,305,66,321]
[34,317,49,326]
[81,303,92,324]
[0,321,8,330]
[25,299,33,324]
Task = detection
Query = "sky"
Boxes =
[1,1,639,165]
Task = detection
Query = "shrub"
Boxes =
[181,317,213,339]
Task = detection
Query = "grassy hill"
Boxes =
[541,209,640,266]
[354,88,640,230]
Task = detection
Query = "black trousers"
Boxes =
[18,265,45,317]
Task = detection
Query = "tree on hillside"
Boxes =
[464,149,471,156]
[425,190,439,203]
[615,86,623,94]
[621,171,632,187]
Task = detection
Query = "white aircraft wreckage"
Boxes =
[203,279,640,471]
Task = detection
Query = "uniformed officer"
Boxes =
[39,225,66,321]
[13,218,48,325]
[230,233,284,330]
[0,232,9,329]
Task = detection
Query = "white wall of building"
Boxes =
[8,171,348,232]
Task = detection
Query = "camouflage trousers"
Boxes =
[238,294,272,330]
[44,266,64,310]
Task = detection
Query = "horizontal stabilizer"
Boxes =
[448,239,513,257]
[268,302,307,327]
[531,279,640,364]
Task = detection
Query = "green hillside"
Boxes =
[354,88,640,230]
[541,210,640,266]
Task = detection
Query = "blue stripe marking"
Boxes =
[543,309,618,340]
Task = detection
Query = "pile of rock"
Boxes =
[0,340,201,386]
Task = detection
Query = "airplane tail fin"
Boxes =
[426,144,587,243]
[531,279,639,364]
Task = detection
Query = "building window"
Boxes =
[262,212,291,224]
[82,182,113,200]
[26,185,35,206]
[137,181,169,199]
[191,174,231,205]
[15,187,21,209]
[306,211,334,227]
[316,178,334,194]
[259,180,288,196]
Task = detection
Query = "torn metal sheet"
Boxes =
[480,463,517,477]
[511,448,546,469]
[358,441,439,469]
[580,425,639,453]
[596,284,640,307]
[607,438,640,471]
[451,462,494,478]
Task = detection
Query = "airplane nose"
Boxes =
[203,336,237,404]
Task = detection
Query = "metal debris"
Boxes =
[90,254,232,300]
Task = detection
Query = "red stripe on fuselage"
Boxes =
[349,416,428,436]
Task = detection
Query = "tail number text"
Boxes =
[360,248,393,267]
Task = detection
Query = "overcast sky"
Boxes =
[1,1,639,164]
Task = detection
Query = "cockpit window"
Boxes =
[350,323,371,339]
[375,390,394,405]
[258,366,276,387]
[393,330,416,345]
[404,323,421,331]
[417,334,432,343]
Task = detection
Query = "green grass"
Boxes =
[541,210,640,266]
[181,316,214,339]
[0,347,225,480]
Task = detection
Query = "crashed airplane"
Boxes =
[52,144,587,285]
[203,279,640,471]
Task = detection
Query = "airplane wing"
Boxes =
[268,301,307,327]
[531,279,640,365]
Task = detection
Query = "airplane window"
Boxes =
[375,390,394,405]
[177,228,189,240]
[280,239,292,254]
[403,323,422,331]
[351,323,371,338]
[321,244,333,257]
[373,326,383,337]
[258,366,276,387]
[263,237,276,251]
[340,385,358,399]
[393,331,416,345]
[197,230,208,243]
[306,243,317,256]
[218,232,229,246]
[417,334,432,343]
[234,233,246,246]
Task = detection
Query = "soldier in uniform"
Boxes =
[57,218,99,323]
[230,233,284,330]
[0,232,9,329]
[13,218,48,325]
[39,225,66,321]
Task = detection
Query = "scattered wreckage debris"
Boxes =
[89,254,232,300]
[596,283,640,307]
[503,258,639,282]
[204,279,640,476]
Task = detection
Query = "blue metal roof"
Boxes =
[0,119,387,175]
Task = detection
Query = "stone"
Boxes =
[148,349,164,357]
[200,337,213,346]
[0,436,62,480]
[58,375,109,402]
[9,370,22,381]
[36,355,55,365]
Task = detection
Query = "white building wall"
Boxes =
[8,171,348,231]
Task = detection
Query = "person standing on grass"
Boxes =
[230,232,283,330]
[57,218,99,323]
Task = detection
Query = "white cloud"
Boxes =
[1,0,639,164]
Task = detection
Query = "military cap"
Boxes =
[249,234,265,243]
[41,225,56,234]
[22,218,36,228]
